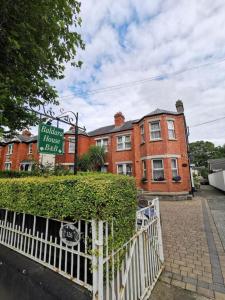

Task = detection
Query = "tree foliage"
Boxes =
[78,146,106,171]
[189,141,225,167]
[0,0,84,131]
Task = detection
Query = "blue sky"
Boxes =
[54,0,225,145]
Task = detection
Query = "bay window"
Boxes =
[150,121,161,140]
[140,125,145,143]
[152,159,164,181]
[171,158,179,178]
[167,120,176,139]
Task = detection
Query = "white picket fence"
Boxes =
[0,198,164,299]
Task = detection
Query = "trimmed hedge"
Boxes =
[0,173,137,248]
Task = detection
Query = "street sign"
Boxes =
[59,224,80,247]
[38,123,64,155]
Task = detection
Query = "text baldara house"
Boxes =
[0,100,191,195]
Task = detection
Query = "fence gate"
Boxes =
[93,198,164,300]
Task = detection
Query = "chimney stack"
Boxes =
[114,112,125,127]
[22,129,32,137]
[176,100,184,113]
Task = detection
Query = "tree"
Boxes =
[78,146,106,172]
[0,0,85,132]
[189,141,225,167]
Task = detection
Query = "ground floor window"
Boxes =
[142,160,147,178]
[5,162,11,171]
[20,163,33,171]
[171,158,179,179]
[117,163,132,176]
[101,165,108,173]
[152,159,164,181]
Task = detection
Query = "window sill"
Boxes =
[116,149,132,152]
[149,139,163,142]
[172,181,182,183]
[140,142,145,145]
[151,180,167,183]
[168,139,177,141]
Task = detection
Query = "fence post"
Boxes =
[92,220,104,300]
[92,220,98,300]
[97,221,104,300]
[155,198,164,263]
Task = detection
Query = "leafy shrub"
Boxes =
[0,173,137,249]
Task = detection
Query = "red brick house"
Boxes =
[0,100,191,195]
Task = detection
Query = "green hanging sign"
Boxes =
[38,123,64,155]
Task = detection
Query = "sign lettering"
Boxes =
[38,123,64,155]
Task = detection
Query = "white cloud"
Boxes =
[54,0,225,146]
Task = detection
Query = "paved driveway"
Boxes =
[198,186,225,252]
[150,186,225,300]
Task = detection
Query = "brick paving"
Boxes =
[159,196,225,299]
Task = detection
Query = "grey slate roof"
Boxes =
[88,120,138,136]
[88,108,179,137]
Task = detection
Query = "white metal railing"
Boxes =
[0,197,163,300]
[93,197,164,300]
[0,210,93,291]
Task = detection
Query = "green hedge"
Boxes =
[0,174,137,248]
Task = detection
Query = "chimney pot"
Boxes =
[22,129,32,137]
[176,100,184,113]
[114,112,125,127]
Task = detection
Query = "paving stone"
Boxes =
[197,287,214,299]
[183,276,197,286]
[197,280,209,289]
[172,273,182,281]
[171,279,186,289]
[186,283,197,292]
[215,292,225,300]
[160,276,171,284]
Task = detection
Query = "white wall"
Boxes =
[208,171,225,192]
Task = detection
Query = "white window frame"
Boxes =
[7,143,13,155]
[96,138,109,152]
[142,160,147,178]
[100,165,108,173]
[149,121,161,141]
[152,159,165,181]
[140,124,145,143]
[117,163,132,176]
[5,162,11,171]
[167,120,176,139]
[68,137,75,153]
[116,135,131,151]
[28,143,32,154]
[171,158,179,179]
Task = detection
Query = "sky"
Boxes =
[54,0,225,145]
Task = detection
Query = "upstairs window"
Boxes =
[28,143,32,154]
[117,163,132,176]
[7,144,13,155]
[152,159,164,181]
[117,135,131,150]
[167,120,176,139]
[96,138,108,152]
[140,125,145,143]
[171,158,179,178]
[68,137,75,153]
[150,121,161,140]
